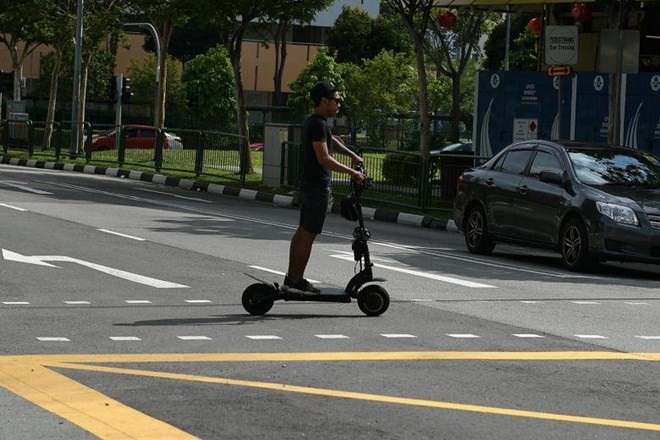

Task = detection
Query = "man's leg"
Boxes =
[287,226,317,282]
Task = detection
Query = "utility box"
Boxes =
[262,123,302,187]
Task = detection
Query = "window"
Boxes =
[497,149,534,175]
[528,151,563,179]
[141,128,156,138]
[125,127,138,138]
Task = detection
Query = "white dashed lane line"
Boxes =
[97,229,146,241]
[29,334,660,343]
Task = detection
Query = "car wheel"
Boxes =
[560,218,595,272]
[464,205,495,255]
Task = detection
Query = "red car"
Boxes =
[91,125,183,151]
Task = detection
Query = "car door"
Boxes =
[514,147,568,245]
[483,146,535,237]
[139,127,157,149]
[125,126,140,149]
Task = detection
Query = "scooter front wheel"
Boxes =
[242,283,276,316]
[357,285,389,316]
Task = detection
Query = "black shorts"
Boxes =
[299,183,330,234]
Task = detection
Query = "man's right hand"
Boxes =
[352,169,367,182]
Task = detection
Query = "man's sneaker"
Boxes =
[282,276,321,295]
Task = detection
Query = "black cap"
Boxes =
[310,80,337,105]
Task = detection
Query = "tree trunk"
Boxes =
[43,48,63,151]
[156,20,174,129]
[414,38,431,157]
[229,33,254,174]
[75,52,93,154]
[449,72,461,142]
[273,21,288,107]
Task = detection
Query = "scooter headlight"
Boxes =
[596,201,638,226]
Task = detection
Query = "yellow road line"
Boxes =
[0,360,197,439]
[1,352,659,438]
[50,361,660,433]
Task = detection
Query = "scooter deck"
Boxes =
[244,273,351,301]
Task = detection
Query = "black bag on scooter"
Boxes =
[340,195,359,222]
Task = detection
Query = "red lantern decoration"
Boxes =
[571,3,592,23]
[528,17,543,37]
[438,11,457,29]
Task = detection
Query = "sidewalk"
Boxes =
[0,155,459,232]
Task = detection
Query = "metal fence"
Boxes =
[1,119,485,212]
[1,120,249,185]
[279,142,487,212]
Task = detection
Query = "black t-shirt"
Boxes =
[301,113,333,186]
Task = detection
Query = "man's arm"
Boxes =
[313,140,366,181]
[332,135,363,165]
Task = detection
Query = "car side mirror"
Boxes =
[539,170,563,185]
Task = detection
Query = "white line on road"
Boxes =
[2,301,30,305]
[110,336,141,341]
[635,336,660,340]
[2,248,189,289]
[177,336,212,341]
[624,302,648,305]
[64,301,91,305]
[135,188,213,202]
[574,335,608,339]
[381,334,417,338]
[0,203,27,211]
[125,300,152,304]
[246,335,282,340]
[185,300,212,304]
[1,182,53,195]
[97,229,146,241]
[446,334,481,338]
[315,335,350,339]
[329,254,496,288]
[571,301,600,304]
[37,337,70,342]
[512,334,546,338]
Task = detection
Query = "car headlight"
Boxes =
[596,201,639,226]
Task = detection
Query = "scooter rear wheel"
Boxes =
[357,285,390,316]
[242,283,276,316]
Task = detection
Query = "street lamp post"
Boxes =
[124,22,161,127]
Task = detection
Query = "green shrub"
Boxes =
[382,153,421,185]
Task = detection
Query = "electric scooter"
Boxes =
[241,164,390,317]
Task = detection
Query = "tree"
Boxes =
[426,8,495,142]
[287,47,345,116]
[130,0,196,129]
[197,0,276,174]
[382,0,435,157]
[482,14,535,71]
[182,45,236,126]
[36,0,77,151]
[143,15,224,66]
[264,0,334,106]
[72,0,129,154]
[343,50,417,146]
[128,53,187,118]
[0,0,49,101]
[327,6,413,65]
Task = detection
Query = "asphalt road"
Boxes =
[1,164,659,439]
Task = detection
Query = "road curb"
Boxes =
[1,155,457,232]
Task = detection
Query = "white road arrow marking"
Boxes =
[329,254,497,288]
[1,182,53,195]
[2,249,189,289]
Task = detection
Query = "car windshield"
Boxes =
[568,149,660,187]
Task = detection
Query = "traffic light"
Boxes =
[108,75,118,102]
[0,71,13,93]
[121,76,133,104]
